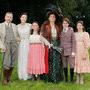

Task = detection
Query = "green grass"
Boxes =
[0,53,90,90]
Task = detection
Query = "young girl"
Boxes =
[27,21,52,80]
[74,21,90,84]
[17,13,31,80]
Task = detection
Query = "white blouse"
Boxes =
[17,23,31,40]
[51,25,57,38]
[29,34,51,47]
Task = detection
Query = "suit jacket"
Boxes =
[0,22,18,49]
[60,27,75,56]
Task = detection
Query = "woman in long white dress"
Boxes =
[17,13,31,80]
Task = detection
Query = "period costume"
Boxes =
[0,22,18,84]
[17,23,31,80]
[28,34,50,75]
[74,32,90,73]
[41,21,63,83]
[60,27,75,82]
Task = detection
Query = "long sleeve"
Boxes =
[83,32,90,49]
[0,27,5,49]
[28,23,32,35]
[71,28,76,53]
[0,33,4,49]
[40,21,50,41]
[40,35,51,47]
[16,25,21,42]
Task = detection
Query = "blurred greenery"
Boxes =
[54,0,90,32]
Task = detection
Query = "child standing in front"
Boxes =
[27,21,52,80]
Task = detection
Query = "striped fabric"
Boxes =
[28,44,46,74]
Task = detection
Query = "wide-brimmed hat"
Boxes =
[46,10,60,18]
[45,4,63,19]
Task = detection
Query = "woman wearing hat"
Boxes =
[41,11,63,83]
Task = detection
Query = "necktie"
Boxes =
[8,23,10,27]
[63,28,66,32]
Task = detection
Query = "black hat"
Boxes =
[45,4,63,19]
[46,10,60,18]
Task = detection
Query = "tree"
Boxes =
[54,0,90,29]
[54,0,77,19]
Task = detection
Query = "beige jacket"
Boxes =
[0,22,19,49]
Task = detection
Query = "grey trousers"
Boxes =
[62,55,75,68]
[3,42,17,69]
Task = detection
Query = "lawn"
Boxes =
[0,53,90,90]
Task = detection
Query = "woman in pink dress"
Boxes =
[28,21,52,80]
[74,21,90,84]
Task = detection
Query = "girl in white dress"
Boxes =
[17,13,31,80]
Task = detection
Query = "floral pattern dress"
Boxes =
[74,32,90,73]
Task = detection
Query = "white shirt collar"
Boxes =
[4,21,11,26]
[63,27,68,32]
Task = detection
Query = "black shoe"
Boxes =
[70,68,74,82]
[64,68,68,82]
[32,75,36,81]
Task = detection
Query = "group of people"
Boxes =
[0,11,90,85]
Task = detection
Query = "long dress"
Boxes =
[74,32,90,73]
[48,26,63,83]
[28,34,50,75]
[17,23,31,80]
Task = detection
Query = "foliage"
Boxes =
[54,0,90,29]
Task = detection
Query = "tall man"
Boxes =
[0,12,19,85]
[60,18,75,82]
